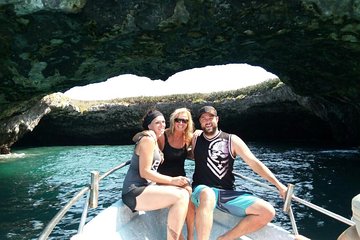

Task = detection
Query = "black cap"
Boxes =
[198,106,217,118]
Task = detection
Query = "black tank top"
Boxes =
[157,133,187,177]
[192,131,235,190]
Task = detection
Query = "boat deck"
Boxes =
[71,200,295,240]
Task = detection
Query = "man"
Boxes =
[191,106,287,240]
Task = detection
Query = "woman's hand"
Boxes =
[170,176,190,187]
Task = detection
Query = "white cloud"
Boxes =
[64,63,278,100]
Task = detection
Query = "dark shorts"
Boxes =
[122,185,146,212]
[191,184,258,217]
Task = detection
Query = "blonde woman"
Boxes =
[157,108,195,240]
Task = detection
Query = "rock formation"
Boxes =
[10,80,333,148]
[1,0,359,152]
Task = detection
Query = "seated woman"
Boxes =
[157,107,195,240]
[122,109,190,240]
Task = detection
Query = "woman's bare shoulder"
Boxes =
[132,130,156,142]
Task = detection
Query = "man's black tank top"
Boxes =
[192,131,235,190]
[157,133,187,177]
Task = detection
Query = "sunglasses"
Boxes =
[174,118,189,124]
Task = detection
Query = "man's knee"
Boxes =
[199,188,216,209]
[247,199,275,222]
[260,201,275,222]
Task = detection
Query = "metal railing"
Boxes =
[39,162,354,239]
[38,160,130,240]
[233,172,355,236]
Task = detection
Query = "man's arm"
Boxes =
[231,134,287,198]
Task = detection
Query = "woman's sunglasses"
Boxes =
[174,118,189,124]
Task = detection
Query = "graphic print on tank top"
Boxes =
[207,138,230,179]
[151,149,163,171]
[151,159,161,171]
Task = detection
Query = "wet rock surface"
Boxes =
[1,1,359,150]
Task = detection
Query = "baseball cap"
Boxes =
[198,106,217,118]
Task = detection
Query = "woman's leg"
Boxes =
[135,185,189,240]
[186,201,195,240]
[183,184,195,240]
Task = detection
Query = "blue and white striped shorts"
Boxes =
[191,184,259,217]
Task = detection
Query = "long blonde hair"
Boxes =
[168,108,194,148]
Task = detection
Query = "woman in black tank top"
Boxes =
[157,108,195,240]
[157,133,187,176]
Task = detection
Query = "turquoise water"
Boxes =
[0,144,359,240]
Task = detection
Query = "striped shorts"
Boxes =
[191,184,259,217]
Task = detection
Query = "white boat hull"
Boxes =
[71,200,295,240]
